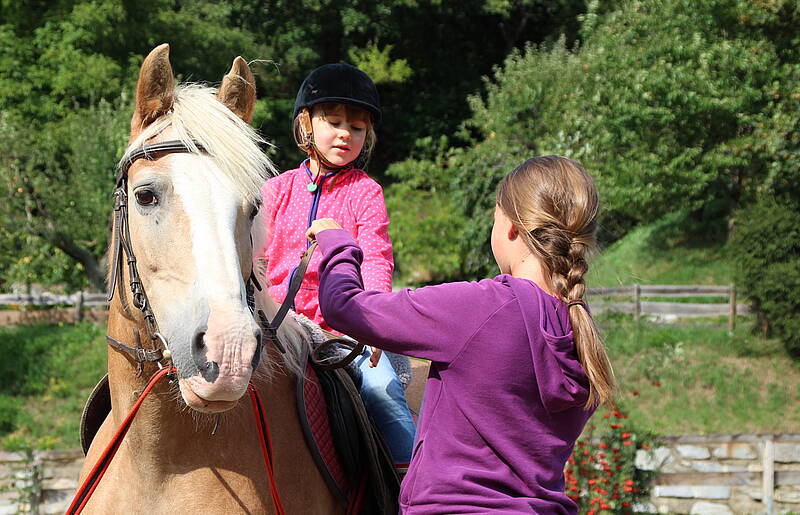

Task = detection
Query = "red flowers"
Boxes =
[563,407,656,514]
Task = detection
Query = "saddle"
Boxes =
[80,347,400,514]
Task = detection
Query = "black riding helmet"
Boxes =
[293,63,381,124]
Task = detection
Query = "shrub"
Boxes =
[565,407,659,514]
[385,137,466,284]
[731,197,800,357]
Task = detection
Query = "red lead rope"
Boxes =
[247,383,285,515]
[67,369,284,515]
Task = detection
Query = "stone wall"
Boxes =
[639,434,800,514]
[0,451,83,515]
[1,435,798,513]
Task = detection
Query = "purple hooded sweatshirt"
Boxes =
[317,230,594,514]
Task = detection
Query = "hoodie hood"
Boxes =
[501,275,590,413]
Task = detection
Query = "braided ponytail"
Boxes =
[497,156,615,408]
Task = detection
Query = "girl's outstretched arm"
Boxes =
[314,227,508,364]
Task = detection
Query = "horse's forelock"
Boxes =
[121,83,276,205]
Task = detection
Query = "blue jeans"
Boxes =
[355,348,416,464]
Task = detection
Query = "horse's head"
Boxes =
[116,44,272,413]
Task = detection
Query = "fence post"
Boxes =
[728,283,736,334]
[74,291,84,324]
[763,436,774,515]
[633,284,641,322]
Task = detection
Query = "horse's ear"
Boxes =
[131,44,174,135]
[217,56,256,124]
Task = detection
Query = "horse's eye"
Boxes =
[135,190,157,206]
[249,205,259,220]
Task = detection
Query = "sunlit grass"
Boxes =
[589,214,734,287]
[599,314,800,434]
[0,323,106,450]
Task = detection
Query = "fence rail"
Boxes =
[587,283,750,331]
[0,292,107,324]
[0,284,752,328]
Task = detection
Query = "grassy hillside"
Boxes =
[589,213,734,286]
[602,315,799,434]
[587,213,799,433]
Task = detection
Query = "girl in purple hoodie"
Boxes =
[308,155,616,514]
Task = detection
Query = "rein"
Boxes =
[66,368,285,515]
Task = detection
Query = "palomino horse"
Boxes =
[77,44,346,513]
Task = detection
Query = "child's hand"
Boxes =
[369,347,383,367]
[306,218,343,241]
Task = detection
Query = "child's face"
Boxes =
[310,104,368,168]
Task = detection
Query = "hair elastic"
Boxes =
[567,299,587,309]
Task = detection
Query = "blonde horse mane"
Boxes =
[121,83,274,204]
[119,83,308,378]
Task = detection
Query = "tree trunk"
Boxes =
[42,227,106,292]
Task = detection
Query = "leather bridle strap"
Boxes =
[106,140,204,372]
[255,241,317,355]
[116,140,206,187]
[257,240,366,370]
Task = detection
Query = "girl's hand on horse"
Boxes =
[306,218,342,241]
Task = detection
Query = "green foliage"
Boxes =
[565,408,658,514]
[387,0,800,281]
[731,197,800,357]
[0,98,131,290]
[348,43,412,85]
[386,137,464,284]
[0,323,107,450]
[588,212,735,287]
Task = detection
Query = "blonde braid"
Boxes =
[497,156,616,408]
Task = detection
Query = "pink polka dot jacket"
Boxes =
[260,160,394,331]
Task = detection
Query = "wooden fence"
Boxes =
[0,292,107,325]
[587,284,751,331]
[0,285,752,329]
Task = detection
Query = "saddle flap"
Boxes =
[297,351,400,514]
[80,375,111,455]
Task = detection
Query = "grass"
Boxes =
[0,323,106,451]
[599,313,800,434]
[589,212,734,286]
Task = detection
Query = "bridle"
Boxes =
[105,140,202,374]
[106,139,363,376]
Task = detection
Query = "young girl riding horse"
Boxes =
[309,156,616,514]
[260,63,416,473]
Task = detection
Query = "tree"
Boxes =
[0,101,130,291]
[386,0,800,280]
[0,0,269,290]
[0,0,589,290]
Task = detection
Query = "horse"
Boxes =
[76,43,348,513]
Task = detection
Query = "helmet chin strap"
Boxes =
[296,108,356,174]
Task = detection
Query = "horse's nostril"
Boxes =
[193,330,206,352]
[191,330,219,383]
